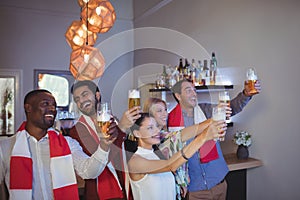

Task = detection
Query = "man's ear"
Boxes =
[24,104,32,113]
[174,93,181,102]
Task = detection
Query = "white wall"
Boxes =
[133,0,300,199]
[0,0,134,123]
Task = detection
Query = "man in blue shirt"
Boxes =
[168,79,261,200]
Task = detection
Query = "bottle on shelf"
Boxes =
[183,58,191,80]
[162,65,168,88]
[190,59,197,84]
[177,58,184,81]
[209,52,218,85]
[212,52,217,67]
[209,60,216,85]
[196,60,204,86]
[202,59,210,85]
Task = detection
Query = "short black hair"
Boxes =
[130,113,151,132]
[70,80,100,95]
[24,89,52,105]
[170,79,192,95]
[171,79,193,102]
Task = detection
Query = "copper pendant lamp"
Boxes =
[81,0,116,33]
[70,45,105,81]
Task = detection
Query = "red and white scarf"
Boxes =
[9,122,79,200]
[78,116,124,199]
[168,104,219,163]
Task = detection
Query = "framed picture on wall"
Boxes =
[0,69,22,136]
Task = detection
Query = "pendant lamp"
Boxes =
[70,45,105,80]
[65,20,98,50]
[81,0,116,33]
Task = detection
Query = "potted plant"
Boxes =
[233,131,252,159]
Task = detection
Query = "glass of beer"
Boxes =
[246,67,258,95]
[219,91,230,121]
[128,89,140,109]
[97,102,111,138]
[212,106,226,141]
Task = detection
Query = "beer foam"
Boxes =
[97,113,110,122]
[247,69,257,80]
[128,89,140,98]
[248,74,257,80]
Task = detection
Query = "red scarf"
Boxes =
[78,116,124,199]
[168,104,219,163]
[10,122,79,200]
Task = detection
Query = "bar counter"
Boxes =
[224,153,263,171]
[224,153,263,200]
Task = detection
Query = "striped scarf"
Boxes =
[78,116,124,199]
[9,122,79,200]
[168,104,219,163]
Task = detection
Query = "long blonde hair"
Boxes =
[143,97,167,131]
[143,98,167,113]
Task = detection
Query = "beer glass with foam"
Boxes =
[128,89,140,109]
[219,91,230,121]
[97,102,111,138]
[212,107,226,141]
[246,67,258,95]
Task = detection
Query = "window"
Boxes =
[38,73,69,107]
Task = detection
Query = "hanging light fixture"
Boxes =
[65,20,98,50]
[68,0,106,80]
[77,0,90,8]
[69,45,105,80]
[81,0,116,33]
[66,0,115,80]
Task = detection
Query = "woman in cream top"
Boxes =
[126,113,226,200]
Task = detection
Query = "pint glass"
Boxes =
[128,89,140,109]
[212,107,226,141]
[246,68,258,95]
[219,91,230,121]
[97,102,111,138]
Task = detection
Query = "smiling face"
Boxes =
[25,91,57,130]
[133,116,161,149]
[73,85,97,117]
[149,102,168,129]
[176,81,198,110]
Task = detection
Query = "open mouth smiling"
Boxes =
[44,114,55,119]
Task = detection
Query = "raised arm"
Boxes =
[128,120,226,179]
[117,106,141,132]
[180,119,212,142]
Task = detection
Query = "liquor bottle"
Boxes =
[212,52,217,67]
[162,65,168,88]
[210,52,218,85]
[202,60,210,85]
[177,58,184,80]
[209,60,216,85]
[183,58,191,79]
[190,59,197,84]
[195,60,203,86]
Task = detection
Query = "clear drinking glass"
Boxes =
[212,106,226,141]
[128,89,140,109]
[97,102,111,138]
[246,67,258,95]
[218,91,231,121]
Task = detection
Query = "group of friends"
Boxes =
[0,78,261,200]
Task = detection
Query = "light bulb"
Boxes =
[84,54,90,63]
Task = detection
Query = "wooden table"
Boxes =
[224,153,263,200]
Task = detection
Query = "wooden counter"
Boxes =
[224,153,263,200]
[224,153,263,171]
